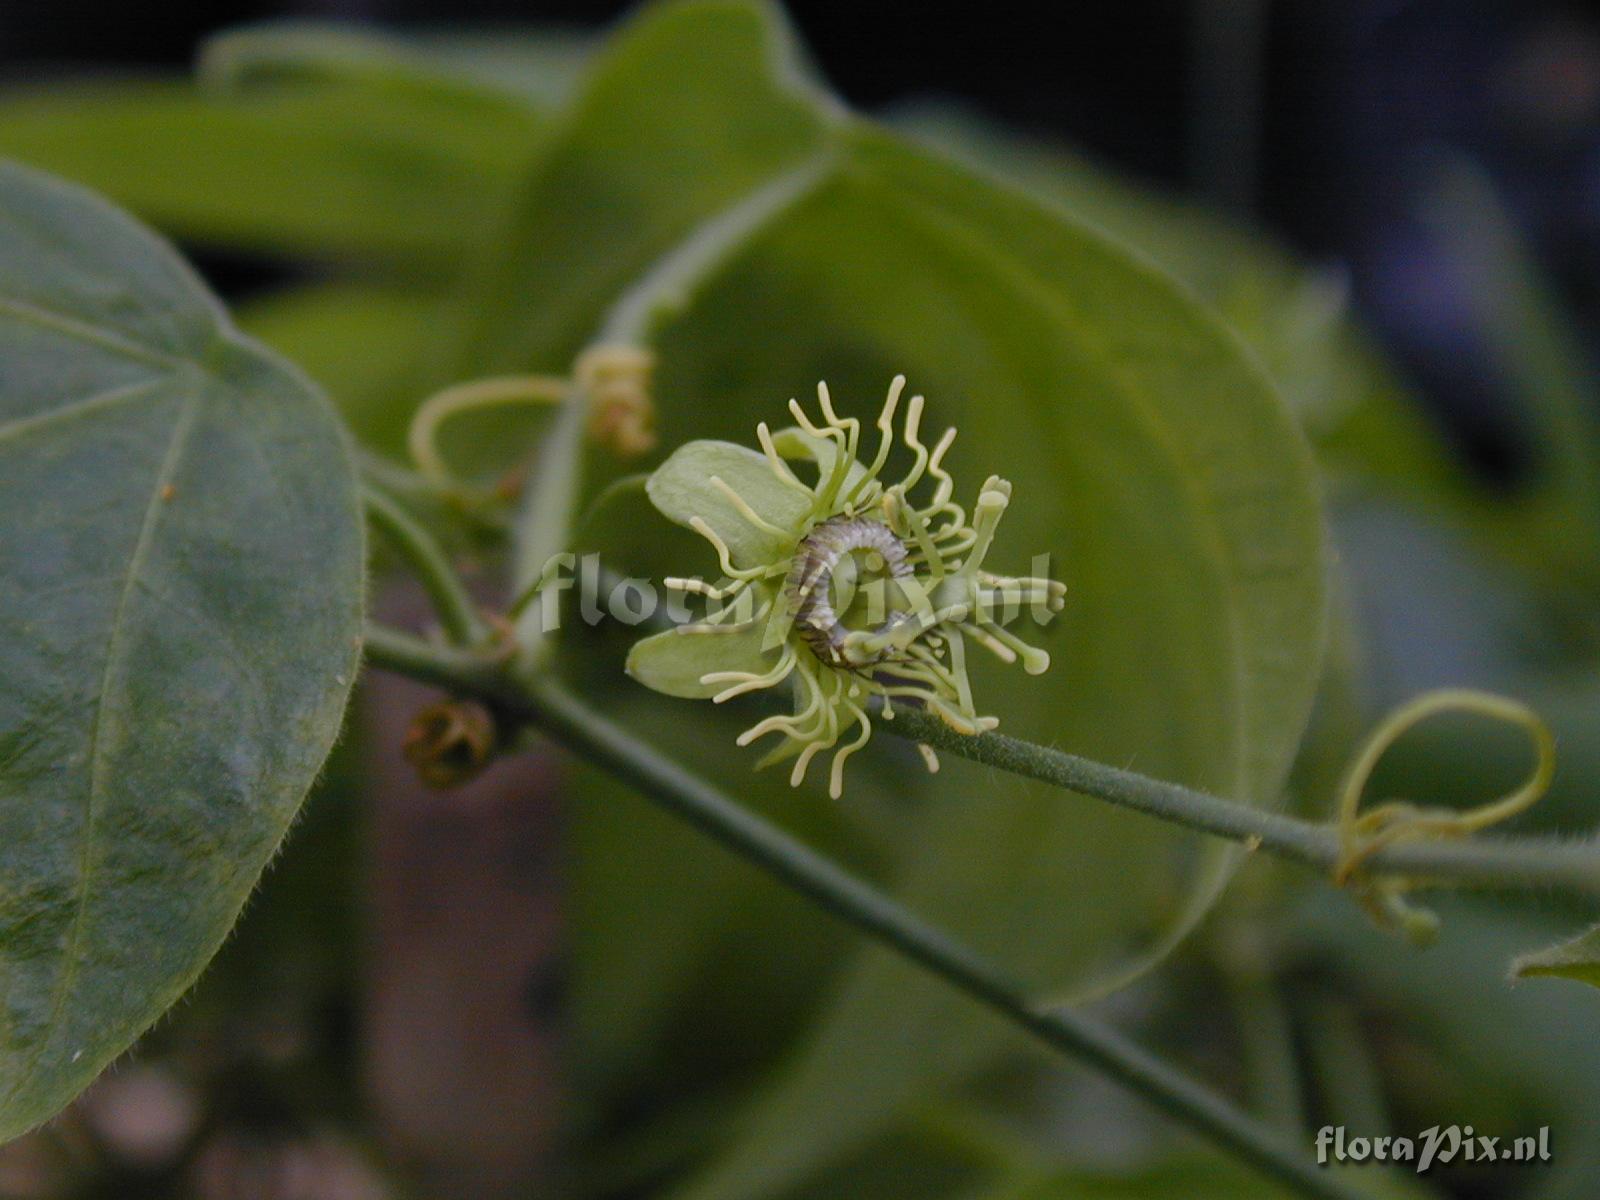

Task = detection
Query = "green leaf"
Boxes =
[895,104,1472,514]
[398,29,593,109]
[451,0,831,373]
[646,439,810,567]
[1423,159,1600,587]
[1292,898,1600,1197]
[455,3,1325,1188]
[627,620,777,700]
[1512,922,1600,990]
[657,115,1327,1200]
[0,69,543,270]
[236,281,444,457]
[0,160,363,1139]
[200,20,587,108]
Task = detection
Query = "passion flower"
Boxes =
[626,376,1064,797]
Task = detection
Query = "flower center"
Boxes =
[788,515,914,666]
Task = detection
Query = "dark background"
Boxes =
[4,0,1598,482]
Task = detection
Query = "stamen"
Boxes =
[846,374,905,504]
[690,516,769,581]
[710,475,792,538]
[946,625,977,715]
[964,477,1011,569]
[977,618,1051,674]
[828,702,873,798]
[757,422,814,495]
[926,425,958,508]
[960,623,1017,664]
[899,393,930,493]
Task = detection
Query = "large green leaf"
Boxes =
[1423,159,1600,591]
[0,161,363,1139]
[202,20,592,111]
[659,126,1327,1200]
[894,104,1468,513]
[448,3,1325,1190]
[1293,895,1600,1185]
[0,69,543,271]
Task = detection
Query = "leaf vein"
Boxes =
[0,388,201,1108]
[0,294,182,372]
[0,376,169,446]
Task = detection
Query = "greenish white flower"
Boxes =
[627,376,1065,797]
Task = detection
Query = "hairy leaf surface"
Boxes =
[0,161,363,1139]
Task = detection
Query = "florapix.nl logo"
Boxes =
[1316,1125,1552,1174]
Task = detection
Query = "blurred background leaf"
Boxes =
[0,71,544,271]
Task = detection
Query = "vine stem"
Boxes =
[888,710,1600,895]
[360,625,1600,896]
[362,485,488,647]
[360,624,1365,1200]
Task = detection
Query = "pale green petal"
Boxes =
[770,425,873,499]
[626,620,777,699]
[646,439,812,568]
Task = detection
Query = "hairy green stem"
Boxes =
[362,484,488,647]
[359,623,1364,1200]
[362,624,488,692]
[509,386,585,670]
[889,710,1600,896]
[565,563,1600,891]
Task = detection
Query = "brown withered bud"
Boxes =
[576,344,657,458]
[402,699,498,789]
